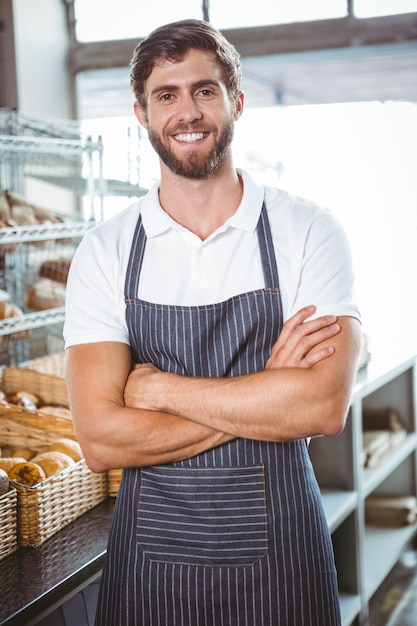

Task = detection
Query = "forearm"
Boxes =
[65,343,233,472]
[126,317,362,442]
[80,403,233,472]
[133,368,338,441]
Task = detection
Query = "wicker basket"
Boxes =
[1,364,123,499]
[11,459,107,547]
[0,487,18,560]
[107,468,123,497]
[0,366,108,547]
[0,367,73,451]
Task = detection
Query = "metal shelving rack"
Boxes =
[0,110,101,365]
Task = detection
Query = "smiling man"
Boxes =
[64,19,361,626]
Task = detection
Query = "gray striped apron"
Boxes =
[95,203,341,626]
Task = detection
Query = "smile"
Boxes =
[174,132,207,143]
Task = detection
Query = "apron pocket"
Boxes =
[137,465,268,567]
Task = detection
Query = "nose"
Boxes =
[176,94,202,123]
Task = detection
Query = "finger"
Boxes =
[275,310,337,350]
[294,323,340,356]
[270,317,339,362]
[266,323,340,369]
[301,345,335,368]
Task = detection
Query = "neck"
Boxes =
[158,163,243,240]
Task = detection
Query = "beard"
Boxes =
[147,118,234,180]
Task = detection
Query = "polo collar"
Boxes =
[140,169,264,238]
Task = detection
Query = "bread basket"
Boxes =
[0,367,108,547]
[0,487,18,560]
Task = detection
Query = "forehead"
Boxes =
[146,48,226,91]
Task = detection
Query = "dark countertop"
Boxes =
[0,498,114,626]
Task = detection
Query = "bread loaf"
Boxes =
[39,258,71,284]
[12,448,36,461]
[39,405,71,419]
[26,281,66,311]
[8,461,46,485]
[0,300,30,341]
[48,438,82,461]
[7,390,41,410]
[4,190,64,224]
[0,457,27,473]
[31,451,74,477]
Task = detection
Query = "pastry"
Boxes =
[39,405,72,419]
[7,390,42,410]
[8,461,46,485]
[4,191,64,224]
[31,451,74,477]
[0,300,30,341]
[39,258,72,284]
[0,457,27,473]
[48,438,82,462]
[26,281,66,311]
[12,448,36,461]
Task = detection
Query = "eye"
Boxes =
[160,93,173,102]
[198,88,215,98]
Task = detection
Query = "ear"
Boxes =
[134,100,148,129]
[233,91,245,121]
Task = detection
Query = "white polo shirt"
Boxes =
[64,169,360,348]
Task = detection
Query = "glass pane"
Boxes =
[74,0,202,42]
[354,0,417,17]
[210,0,347,29]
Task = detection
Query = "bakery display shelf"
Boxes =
[339,593,362,626]
[362,522,417,602]
[321,489,358,533]
[0,308,65,336]
[0,221,92,245]
[0,134,98,159]
[361,433,417,498]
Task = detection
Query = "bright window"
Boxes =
[210,0,347,29]
[354,0,417,17]
[74,0,202,42]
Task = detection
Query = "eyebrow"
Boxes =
[150,79,222,99]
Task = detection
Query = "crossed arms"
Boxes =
[65,305,362,473]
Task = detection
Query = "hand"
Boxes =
[124,362,162,410]
[265,305,340,370]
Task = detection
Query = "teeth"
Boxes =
[175,132,204,143]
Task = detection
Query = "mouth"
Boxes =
[173,132,209,144]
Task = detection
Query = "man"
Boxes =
[64,19,361,626]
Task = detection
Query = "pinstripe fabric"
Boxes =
[95,203,341,626]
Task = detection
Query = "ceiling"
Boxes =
[73,15,417,118]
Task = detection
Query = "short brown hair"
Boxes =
[130,19,242,107]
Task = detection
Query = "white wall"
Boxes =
[234,100,417,367]
[12,0,72,119]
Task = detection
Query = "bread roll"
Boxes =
[26,281,66,311]
[4,191,63,224]
[8,461,46,485]
[31,451,74,477]
[0,457,27,473]
[0,468,9,495]
[12,448,36,461]
[48,438,82,462]
[39,405,71,419]
[7,390,41,410]
[11,205,38,226]
[39,258,71,284]
[0,300,30,341]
